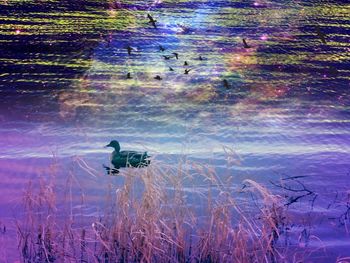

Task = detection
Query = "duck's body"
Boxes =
[111,150,150,168]
[106,140,150,169]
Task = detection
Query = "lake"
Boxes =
[0,0,350,261]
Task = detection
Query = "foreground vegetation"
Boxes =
[15,158,297,263]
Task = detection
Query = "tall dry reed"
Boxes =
[16,158,291,262]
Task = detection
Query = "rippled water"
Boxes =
[1,0,350,261]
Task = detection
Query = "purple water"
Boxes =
[1,0,350,261]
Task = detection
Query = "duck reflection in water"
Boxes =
[104,140,150,175]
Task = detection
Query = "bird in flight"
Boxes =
[147,14,157,29]
[148,14,156,23]
[184,69,192,74]
[126,45,133,55]
[315,25,327,44]
[154,75,162,80]
[223,79,230,89]
[172,52,179,59]
[242,38,251,48]
[126,73,132,79]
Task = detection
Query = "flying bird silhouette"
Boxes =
[126,72,132,79]
[242,38,251,48]
[147,14,156,23]
[154,75,162,80]
[159,45,165,52]
[315,25,327,44]
[223,79,230,89]
[172,52,179,59]
[169,67,174,71]
[147,14,157,29]
[126,45,133,55]
[184,69,191,74]
[184,61,188,66]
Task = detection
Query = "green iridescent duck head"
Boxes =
[106,140,121,152]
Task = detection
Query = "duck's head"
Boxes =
[106,140,120,152]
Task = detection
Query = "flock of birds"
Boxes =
[122,13,261,90]
[122,14,328,91]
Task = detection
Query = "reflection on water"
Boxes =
[1,0,350,261]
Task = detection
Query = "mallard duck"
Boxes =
[106,140,150,169]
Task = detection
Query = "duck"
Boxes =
[106,140,150,169]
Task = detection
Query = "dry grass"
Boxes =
[15,158,293,263]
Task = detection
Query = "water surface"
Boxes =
[1,0,350,261]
